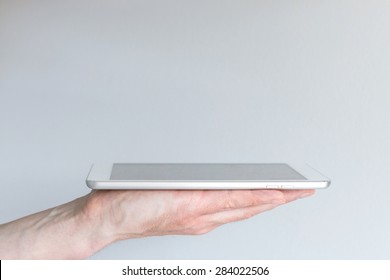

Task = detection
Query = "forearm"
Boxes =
[0,195,112,259]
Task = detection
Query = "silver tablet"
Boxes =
[86,163,330,190]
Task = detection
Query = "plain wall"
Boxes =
[1,0,389,259]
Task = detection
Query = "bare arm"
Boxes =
[0,189,314,259]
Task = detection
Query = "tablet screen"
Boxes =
[110,163,307,181]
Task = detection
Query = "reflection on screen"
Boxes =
[110,163,306,181]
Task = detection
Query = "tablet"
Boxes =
[86,163,330,190]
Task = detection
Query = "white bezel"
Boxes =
[86,163,331,190]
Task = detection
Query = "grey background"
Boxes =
[1,0,389,259]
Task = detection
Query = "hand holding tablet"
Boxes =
[0,163,326,259]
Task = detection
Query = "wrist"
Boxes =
[74,193,117,258]
[82,190,147,243]
[31,196,113,259]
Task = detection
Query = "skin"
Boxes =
[0,189,314,259]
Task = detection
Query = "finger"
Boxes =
[199,190,315,226]
[191,189,286,215]
[201,202,283,226]
[279,189,315,203]
[174,202,282,235]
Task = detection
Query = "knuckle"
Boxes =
[224,199,238,210]
[223,191,240,209]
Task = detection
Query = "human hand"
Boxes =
[84,189,315,249]
[0,188,314,259]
